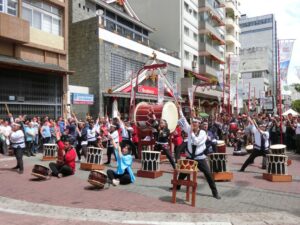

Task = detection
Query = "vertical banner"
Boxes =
[157,74,165,104]
[188,87,194,110]
[173,83,179,101]
[216,70,223,89]
[129,72,135,107]
[279,40,295,95]
[230,55,240,81]
[237,80,244,109]
[260,90,265,109]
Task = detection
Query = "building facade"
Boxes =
[0,0,70,118]
[129,0,226,114]
[68,0,181,118]
[239,14,278,107]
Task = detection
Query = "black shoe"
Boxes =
[11,166,19,170]
[30,152,36,156]
[213,194,221,199]
[169,186,180,191]
[104,162,111,165]
[238,169,244,172]
[18,170,24,174]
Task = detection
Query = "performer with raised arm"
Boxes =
[239,117,270,172]
[176,104,221,199]
[151,109,176,170]
[106,133,135,186]
[49,131,76,178]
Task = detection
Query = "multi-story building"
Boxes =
[0,0,70,118]
[239,14,278,107]
[68,0,181,118]
[129,0,226,114]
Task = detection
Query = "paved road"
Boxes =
[0,148,300,224]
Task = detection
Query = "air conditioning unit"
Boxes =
[192,60,197,68]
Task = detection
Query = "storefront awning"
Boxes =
[0,55,74,75]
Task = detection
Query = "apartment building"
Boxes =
[129,0,226,114]
[239,14,278,104]
[0,0,70,118]
[68,0,181,118]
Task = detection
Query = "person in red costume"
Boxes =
[172,125,184,163]
[49,131,76,178]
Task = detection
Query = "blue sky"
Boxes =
[240,0,300,84]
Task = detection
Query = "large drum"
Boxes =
[270,144,286,155]
[88,170,107,188]
[176,159,198,172]
[134,101,178,133]
[31,164,51,179]
[43,144,57,158]
[86,147,104,165]
[141,151,161,171]
[208,153,228,173]
[246,145,253,154]
[229,123,238,132]
[216,140,226,153]
[266,154,288,175]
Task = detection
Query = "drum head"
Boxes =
[246,145,253,150]
[92,170,107,176]
[133,102,148,125]
[270,144,286,149]
[217,140,225,145]
[162,101,178,133]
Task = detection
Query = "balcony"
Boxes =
[199,21,225,45]
[0,13,29,44]
[99,16,179,58]
[225,17,240,32]
[225,34,240,47]
[199,64,219,77]
[199,42,224,62]
[199,0,225,26]
[225,0,240,17]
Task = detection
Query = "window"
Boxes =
[0,0,18,16]
[184,26,189,36]
[184,2,189,12]
[22,0,62,36]
[252,71,262,78]
[184,51,190,60]
[193,32,197,41]
[193,10,197,19]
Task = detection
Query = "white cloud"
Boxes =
[240,0,300,84]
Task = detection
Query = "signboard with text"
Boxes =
[72,93,94,105]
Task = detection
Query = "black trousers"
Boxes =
[13,147,24,171]
[25,141,34,156]
[240,149,270,171]
[174,142,186,163]
[122,139,138,159]
[107,169,131,185]
[49,162,73,177]
[106,146,117,163]
[155,144,176,169]
[178,158,218,196]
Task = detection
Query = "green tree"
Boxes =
[295,84,300,92]
[292,99,300,113]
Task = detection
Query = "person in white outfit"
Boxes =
[10,123,26,174]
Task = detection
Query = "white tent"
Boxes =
[282,109,299,116]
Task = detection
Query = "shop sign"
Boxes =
[72,93,94,105]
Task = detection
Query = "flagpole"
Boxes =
[236,80,238,115]
[248,82,250,113]
[227,54,231,115]
[222,69,225,112]
[278,40,283,144]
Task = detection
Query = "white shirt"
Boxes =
[251,125,270,150]
[87,127,97,142]
[178,111,207,160]
[295,123,300,135]
[10,130,25,148]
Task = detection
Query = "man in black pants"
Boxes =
[239,117,270,172]
[176,108,221,199]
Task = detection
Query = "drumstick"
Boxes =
[4,103,10,115]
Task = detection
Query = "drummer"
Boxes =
[151,110,176,170]
[106,134,135,186]
[175,106,221,199]
[49,132,76,178]
[239,117,270,172]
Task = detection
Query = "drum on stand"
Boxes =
[216,140,226,153]
[263,154,292,182]
[134,101,179,133]
[42,144,57,161]
[31,164,51,179]
[176,159,198,172]
[88,170,107,188]
[80,147,105,170]
[246,145,253,154]
[137,150,163,178]
[207,153,233,181]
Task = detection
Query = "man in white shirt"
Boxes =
[0,120,11,155]
[240,117,270,172]
[295,117,300,154]
[176,108,221,199]
[10,123,26,174]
